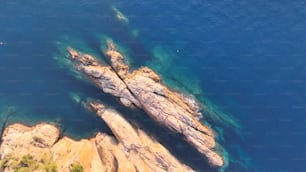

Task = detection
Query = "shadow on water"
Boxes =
[50,69,118,138]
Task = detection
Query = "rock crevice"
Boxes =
[67,41,224,167]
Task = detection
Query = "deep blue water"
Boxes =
[1,0,306,171]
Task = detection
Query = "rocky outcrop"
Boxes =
[68,47,141,108]
[51,137,105,172]
[0,123,59,159]
[0,103,193,172]
[67,41,224,167]
[86,101,193,172]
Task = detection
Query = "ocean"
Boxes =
[1,0,306,171]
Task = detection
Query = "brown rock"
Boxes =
[105,40,129,78]
[87,101,194,172]
[0,105,193,172]
[0,123,59,160]
[67,41,225,167]
[67,48,141,108]
[51,137,105,172]
[94,133,137,172]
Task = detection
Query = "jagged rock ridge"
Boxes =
[67,41,224,167]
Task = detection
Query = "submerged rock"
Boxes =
[0,104,192,172]
[111,6,129,24]
[67,41,224,167]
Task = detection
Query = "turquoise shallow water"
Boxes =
[1,0,306,171]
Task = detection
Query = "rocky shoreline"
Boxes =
[0,101,193,172]
[0,40,225,171]
[67,41,224,167]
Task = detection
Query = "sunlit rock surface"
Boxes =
[0,123,59,159]
[87,100,194,172]
[67,41,224,167]
[0,104,193,172]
